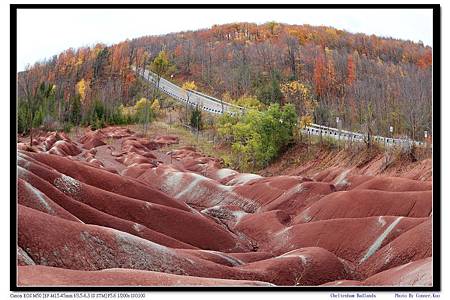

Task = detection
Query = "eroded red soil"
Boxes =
[16,127,433,287]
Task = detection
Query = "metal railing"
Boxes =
[134,66,428,148]
[303,124,425,147]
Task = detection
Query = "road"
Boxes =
[135,67,244,115]
[134,67,425,148]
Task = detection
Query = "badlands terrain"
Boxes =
[16,126,433,287]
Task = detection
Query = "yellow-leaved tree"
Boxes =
[151,50,171,89]
[134,97,152,112]
[182,81,197,91]
[134,97,153,134]
[182,81,197,123]
[151,99,161,116]
[299,115,314,129]
[281,81,317,117]
[75,79,89,103]
[281,81,317,141]
[231,95,264,110]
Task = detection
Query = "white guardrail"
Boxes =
[304,124,425,147]
[134,67,426,147]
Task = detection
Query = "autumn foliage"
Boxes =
[18,22,432,139]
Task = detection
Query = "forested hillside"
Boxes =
[18,22,432,139]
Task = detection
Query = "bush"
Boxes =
[151,99,161,116]
[91,117,105,131]
[254,72,283,105]
[92,99,106,121]
[190,106,202,130]
[134,97,154,125]
[109,105,131,125]
[18,102,29,134]
[62,122,73,133]
[217,103,297,171]
[231,95,265,110]
[32,108,43,128]
[69,95,82,125]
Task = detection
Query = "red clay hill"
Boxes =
[16,126,433,287]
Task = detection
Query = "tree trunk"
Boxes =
[29,110,33,146]
[186,94,189,124]
[29,128,33,147]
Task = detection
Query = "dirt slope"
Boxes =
[16,126,434,287]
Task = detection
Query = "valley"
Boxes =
[17,126,432,287]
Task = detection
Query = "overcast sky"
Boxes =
[17,8,433,71]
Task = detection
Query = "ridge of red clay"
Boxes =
[16,126,434,287]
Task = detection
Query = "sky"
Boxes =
[17,8,433,71]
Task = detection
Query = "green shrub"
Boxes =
[91,117,105,131]
[217,103,297,171]
[32,108,43,128]
[190,106,202,130]
[18,102,29,134]
[62,122,73,133]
